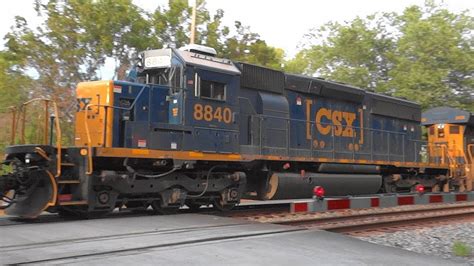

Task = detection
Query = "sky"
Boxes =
[0,0,472,78]
[137,0,474,56]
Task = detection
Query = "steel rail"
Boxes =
[274,204,474,233]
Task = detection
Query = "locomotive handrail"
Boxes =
[253,113,416,135]
[468,144,474,164]
[8,98,62,177]
[425,143,448,165]
[258,112,422,164]
[248,113,443,168]
[256,114,425,165]
[432,143,456,176]
[83,84,148,174]
[254,114,414,141]
[467,144,474,190]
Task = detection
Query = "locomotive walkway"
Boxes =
[0,213,457,265]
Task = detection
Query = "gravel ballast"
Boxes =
[356,222,474,264]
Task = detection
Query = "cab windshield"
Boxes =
[136,48,185,92]
[145,67,182,90]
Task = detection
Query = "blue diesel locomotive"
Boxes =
[0,45,456,218]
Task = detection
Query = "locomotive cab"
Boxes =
[422,107,474,191]
[75,45,241,152]
[122,45,241,153]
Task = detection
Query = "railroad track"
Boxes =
[272,204,474,236]
[2,201,474,237]
[223,202,474,236]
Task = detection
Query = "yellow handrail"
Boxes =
[427,143,449,165]
[84,103,111,175]
[11,98,62,177]
[468,144,474,164]
[466,144,474,191]
[83,85,147,174]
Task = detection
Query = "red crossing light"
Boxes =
[415,184,425,194]
[313,186,325,199]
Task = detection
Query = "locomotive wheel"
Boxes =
[213,198,235,212]
[150,200,180,215]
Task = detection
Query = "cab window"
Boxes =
[449,125,460,134]
[429,126,435,135]
[197,77,226,101]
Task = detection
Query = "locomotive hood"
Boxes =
[422,107,474,126]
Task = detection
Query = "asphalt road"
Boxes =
[0,213,459,265]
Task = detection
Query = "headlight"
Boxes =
[24,153,41,164]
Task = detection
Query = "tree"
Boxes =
[0,51,30,110]
[286,15,395,90]
[2,0,156,144]
[217,21,285,69]
[0,51,31,149]
[152,0,191,49]
[289,1,473,111]
[151,1,285,69]
[387,3,474,110]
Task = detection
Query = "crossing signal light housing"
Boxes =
[415,184,425,194]
[313,186,325,199]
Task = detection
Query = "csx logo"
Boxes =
[315,108,356,137]
[305,99,360,139]
[76,98,92,111]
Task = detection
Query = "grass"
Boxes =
[452,241,472,257]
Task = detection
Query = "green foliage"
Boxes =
[3,0,154,126]
[0,164,12,175]
[152,0,191,48]
[387,3,473,111]
[0,51,30,110]
[289,16,394,90]
[288,1,473,111]
[219,22,285,69]
[452,241,471,257]
[1,0,156,145]
[0,51,30,148]
[151,1,284,68]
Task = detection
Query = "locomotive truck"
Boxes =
[1,44,472,218]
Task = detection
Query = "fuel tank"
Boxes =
[259,171,382,200]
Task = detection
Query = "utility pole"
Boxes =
[190,0,196,44]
